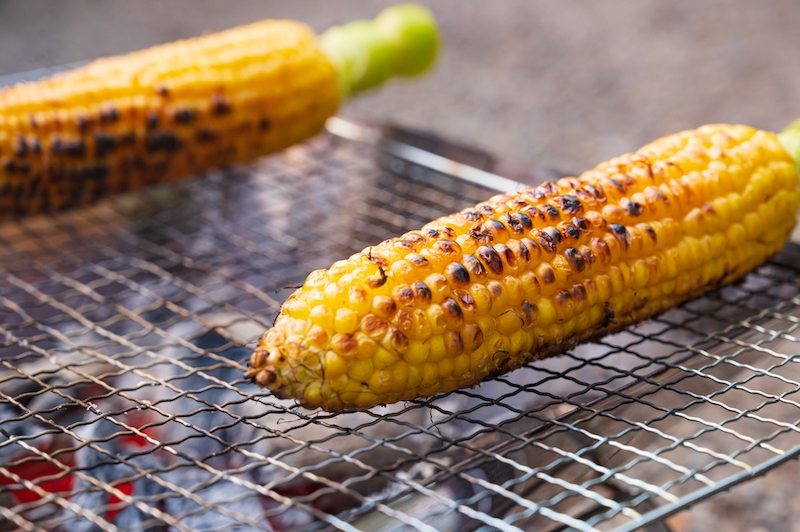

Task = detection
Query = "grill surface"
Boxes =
[1,123,800,531]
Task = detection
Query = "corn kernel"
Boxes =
[536,297,556,328]
[428,335,447,363]
[421,363,438,387]
[405,340,430,366]
[438,357,454,379]
[469,283,493,314]
[495,310,523,335]
[390,362,409,392]
[334,308,359,335]
[347,359,373,382]
[373,347,399,370]
[323,351,347,379]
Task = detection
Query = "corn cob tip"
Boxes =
[319,3,439,97]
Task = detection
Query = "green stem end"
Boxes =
[779,119,800,171]
[319,3,440,98]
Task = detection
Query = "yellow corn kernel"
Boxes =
[323,351,347,379]
[404,340,430,366]
[428,335,447,363]
[249,124,800,411]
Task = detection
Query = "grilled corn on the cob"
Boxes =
[247,124,800,411]
[0,4,438,216]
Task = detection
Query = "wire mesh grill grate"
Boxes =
[1,130,800,531]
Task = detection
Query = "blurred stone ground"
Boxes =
[2,1,800,530]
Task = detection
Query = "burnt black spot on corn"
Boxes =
[0,4,440,217]
[248,124,800,411]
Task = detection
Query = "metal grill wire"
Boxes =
[0,133,800,531]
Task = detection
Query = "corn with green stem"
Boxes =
[0,4,438,216]
[248,123,800,411]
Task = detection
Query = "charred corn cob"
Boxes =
[247,124,800,411]
[0,4,438,216]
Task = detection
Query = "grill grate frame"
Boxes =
[0,126,799,531]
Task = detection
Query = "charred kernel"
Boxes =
[463,210,482,222]
[145,112,159,129]
[477,204,495,217]
[99,106,119,123]
[508,239,530,264]
[511,212,533,231]
[366,267,387,289]
[554,195,583,214]
[361,315,389,339]
[609,224,631,249]
[561,223,580,240]
[444,331,464,356]
[394,286,415,306]
[433,239,460,256]
[3,160,15,174]
[172,108,197,124]
[411,281,432,304]
[487,280,508,315]
[367,251,388,267]
[442,225,457,237]
[423,228,439,238]
[571,283,588,303]
[94,132,117,157]
[622,199,643,216]
[534,230,557,253]
[196,128,220,142]
[445,261,471,286]
[520,300,538,326]
[146,132,182,153]
[604,177,627,193]
[406,253,429,267]
[462,323,484,351]
[554,290,574,314]
[58,140,86,157]
[14,137,27,158]
[442,297,464,322]
[574,217,590,232]
[536,263,556,286]
[477,245,504,275]
[543,227,563,244]
[591,238,612,265]
[542,204,560,219]
[404,233,427,246]
[495,243,516,269]
[212,94,232,115]
[580,247,596,266]
[390,328,410,352]
[472,219,508,241]
[524,205,546,223]
[462,254,487,279]
[254,368,277,387]
[259,117,272,131]
[371,295,397,319]
[564,247,586,272]
[452,289,476,311]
